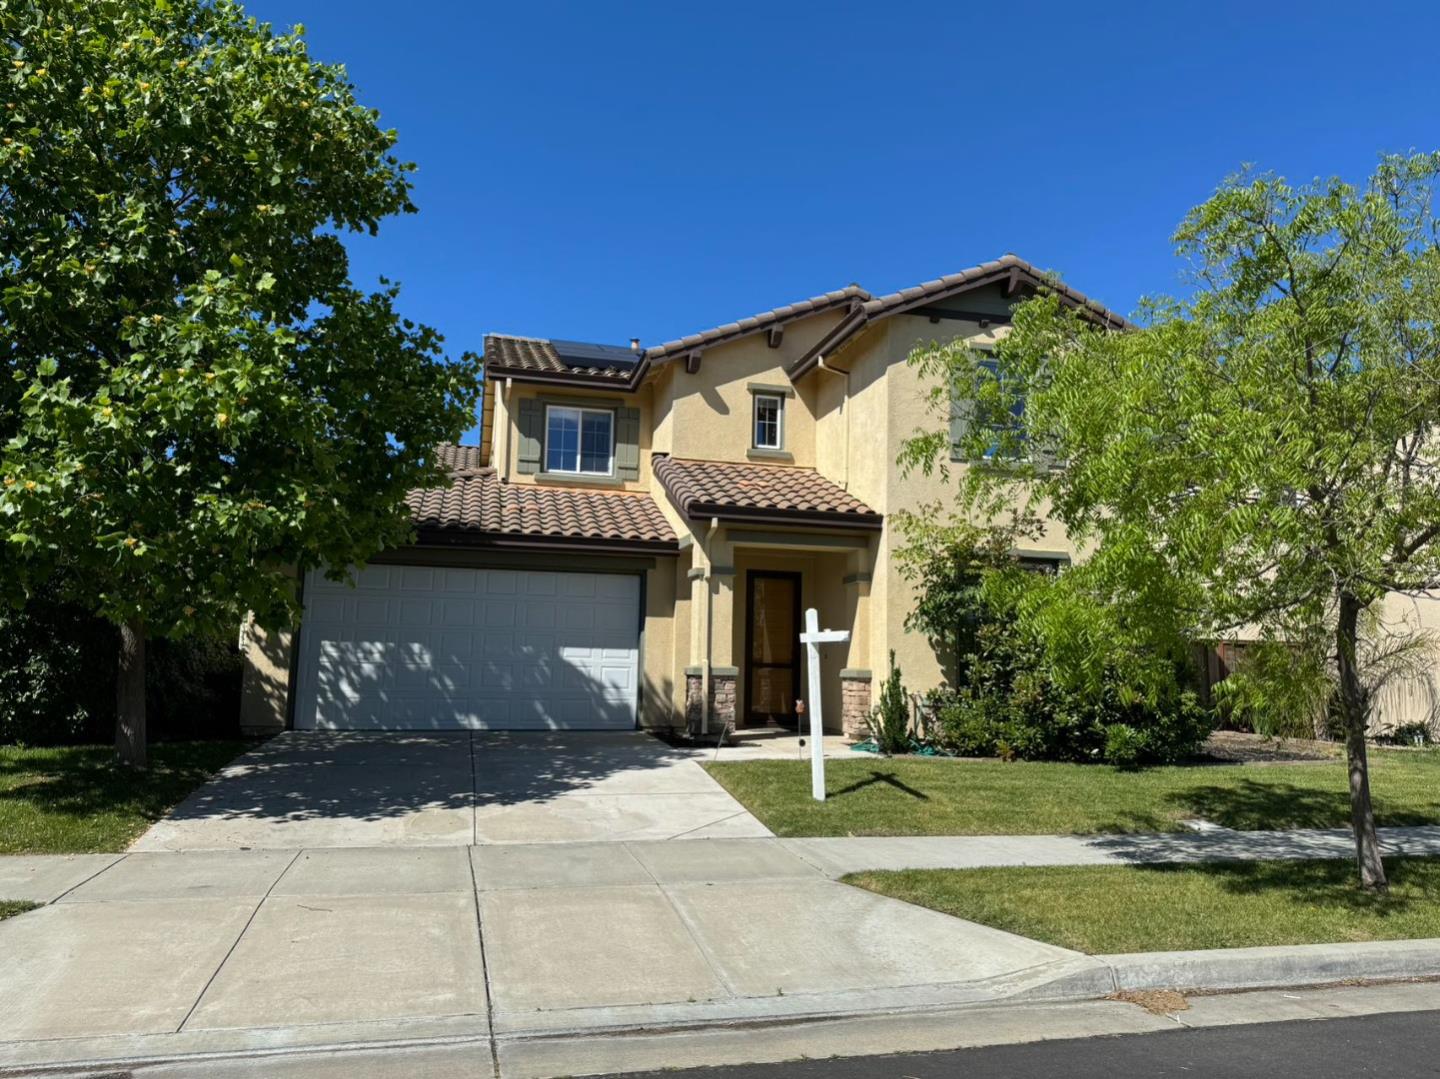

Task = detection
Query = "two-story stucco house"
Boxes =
[238,255,1128,739]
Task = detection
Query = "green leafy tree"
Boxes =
[895,514,1018,687]
[0,0,481,766]
[899,153,1440,891]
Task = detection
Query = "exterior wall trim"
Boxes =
[747,382,796,398]
[374,544,661,573]
[728,528,871,551]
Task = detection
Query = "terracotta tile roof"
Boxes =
[482,335,636,384]
[482,256,1126,390]
[408,445,678,550]
[642,284,871,362]
[857,255,1127,328]
[652,455,881,530]
[789,254,1129,378]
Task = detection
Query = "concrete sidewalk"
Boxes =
[0,840,1101,1074]
[6,827,1440,1074]
[9,824,1440,906]
[782,824,1440,876]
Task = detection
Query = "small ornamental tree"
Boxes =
[867,651,910,755]
[0,0,482,766]
[899,153,1440,892]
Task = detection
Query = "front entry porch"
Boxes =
[683,526,877,741]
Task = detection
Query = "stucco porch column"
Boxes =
[684,532,739,734]
[839,550,875,741]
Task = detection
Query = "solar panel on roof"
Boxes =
[549,339,640,370]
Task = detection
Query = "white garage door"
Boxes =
[293,565,641,730]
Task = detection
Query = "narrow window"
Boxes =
[753,393,784,450]
[544,405,614,475]
[1016,553,1069,576]
[976,354,1025,458]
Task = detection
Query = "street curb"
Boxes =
[1100,937,1440,993]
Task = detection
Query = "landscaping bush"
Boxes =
[0,601,243,746]
[867,652,911,755]
[902,528,1216,766]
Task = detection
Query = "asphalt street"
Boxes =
[602,1009,1440,1078]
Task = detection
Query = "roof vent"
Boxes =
[630,337,641,352]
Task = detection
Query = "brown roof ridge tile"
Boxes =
[788,254,1129,379]
[642,283,872,362]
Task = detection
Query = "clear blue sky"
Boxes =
[246,0,1440,359]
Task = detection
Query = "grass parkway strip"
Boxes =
[845,856,1440,953]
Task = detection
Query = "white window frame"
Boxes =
[544,404,615,476]
[752,393,785,450]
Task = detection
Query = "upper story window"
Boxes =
[1016,553,1069,576]
[753,393,784,450]
[545,405,614,475]
[976,353,1025,457]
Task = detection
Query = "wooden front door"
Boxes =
[745,571,801,726]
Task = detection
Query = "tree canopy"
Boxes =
[0,0,481,761]
[900,153,1440,889]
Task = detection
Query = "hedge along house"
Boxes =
[240,256,1129,738]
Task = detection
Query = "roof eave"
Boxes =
[787,261,1129,380]
[481,364,643,392]
[414,526,680,555]
[678,503,884,532]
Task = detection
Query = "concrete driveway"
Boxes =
[132,731,771,851]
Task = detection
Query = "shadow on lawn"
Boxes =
[1168,777,1440,832]
[830,769,931,800]
[0,742,251,843]
[1144,857,1438,915]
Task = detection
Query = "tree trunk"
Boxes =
[115,616,148,769]
[1336,593,1387,892]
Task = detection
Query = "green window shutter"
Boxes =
[616,406,641,480]
[516,399,543,474]
[948,375,970,461]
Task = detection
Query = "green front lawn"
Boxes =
[703,753,1440,837]
[0,741,251,854]
[845,857,1440,953]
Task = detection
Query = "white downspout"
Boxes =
[701,516,720,735]
[498,378,514,482]
[816,355,850,490]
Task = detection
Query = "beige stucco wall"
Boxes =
[238,618,294,736]
[795,298,1087,696]
[648,308,847,466]
[641,556,680,728]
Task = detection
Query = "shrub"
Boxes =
[867,652,911,755]
[921,546,1216,766]
[0,601,243,746]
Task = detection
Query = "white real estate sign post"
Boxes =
[800,607,850,802]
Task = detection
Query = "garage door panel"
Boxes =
[353,597,393,625]
[340,566,381,589]
[296,567,639,731]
